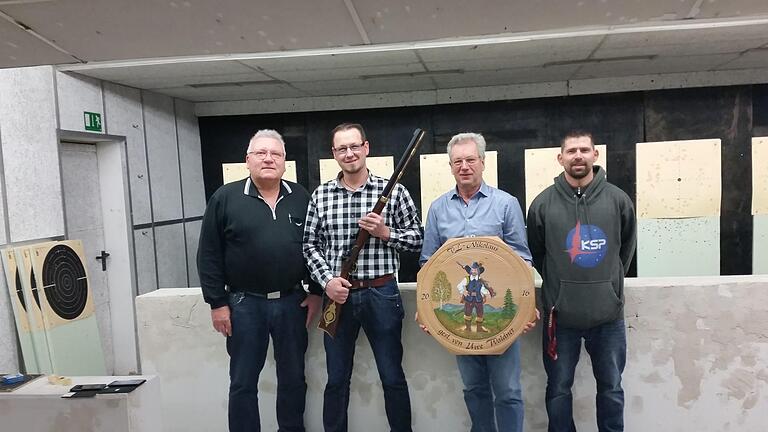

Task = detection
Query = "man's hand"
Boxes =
[523,308,541,334]
[325,277,352,304]
[211,305,232,337]
[301,294,322,327]
[414,311,430,335]
[359,212,390,240]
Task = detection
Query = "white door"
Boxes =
[59,142,114,372]
[60,137,140,376]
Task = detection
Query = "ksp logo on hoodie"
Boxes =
[564,221,607,268]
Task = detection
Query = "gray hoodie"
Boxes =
[527,166,636,329]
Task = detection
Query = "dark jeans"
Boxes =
[227,290,308,432]
[323,280,411,432]
[456,341,524,432]
[543,319,626,432]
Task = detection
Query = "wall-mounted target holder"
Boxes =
[1,248,39,373]
[29,240,105,376]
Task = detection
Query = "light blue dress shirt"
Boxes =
[420,182,532,265]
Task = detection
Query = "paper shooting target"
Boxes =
[41,244,89,320]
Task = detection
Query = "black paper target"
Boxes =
[15,271,25,311]
[31,268,41,310]
[41,244,88,320]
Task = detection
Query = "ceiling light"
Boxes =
[543,55,657,67]
[359,69,464,80]
[188,80,282,88]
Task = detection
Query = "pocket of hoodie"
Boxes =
[554,279,621,330]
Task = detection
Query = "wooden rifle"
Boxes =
[318,128,426,337]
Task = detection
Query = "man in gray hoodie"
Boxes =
[526,130,636,432]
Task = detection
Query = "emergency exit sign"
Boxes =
[84,111,102,132]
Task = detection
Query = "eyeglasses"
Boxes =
[451,157,480,168]
[248,150,285,160]
[332,143,364,156]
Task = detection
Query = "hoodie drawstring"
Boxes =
[547,307,558,360]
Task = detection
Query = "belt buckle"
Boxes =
[267,291,281,300]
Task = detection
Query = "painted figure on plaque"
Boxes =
[427,259,521,341]
[457,261,494,332]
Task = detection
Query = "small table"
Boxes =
[0,375,162,432]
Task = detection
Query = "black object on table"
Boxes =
[0,374,42,392]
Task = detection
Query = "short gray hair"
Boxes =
[246,129,286,154]
[446,132,486,160]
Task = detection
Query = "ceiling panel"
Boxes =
[599,24,768,50]
[716,49,768,70]
[416,35,603,63]
[572,53,741,79]
[0,0,362,61]
[0,14,75,67]
[79,60,264,82]
[594,37,768,58]
[698,0,768,18]
[352,0,701,44]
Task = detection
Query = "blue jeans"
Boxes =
[543,319,626,432]
[323,280,411,432]
[456,341,524,432]
[227,290,308,432]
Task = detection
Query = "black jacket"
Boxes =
[197,177,322,309]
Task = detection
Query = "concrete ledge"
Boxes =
[136,276,768,431]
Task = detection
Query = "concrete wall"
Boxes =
[0,66,205,373]
[102,77,205,293]
[136,276,768,432]
[0,65,61,374]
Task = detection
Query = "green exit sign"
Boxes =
[84,111,102,132]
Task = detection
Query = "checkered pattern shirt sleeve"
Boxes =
[303,175,423,288]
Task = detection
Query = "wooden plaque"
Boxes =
[417,236,535,355]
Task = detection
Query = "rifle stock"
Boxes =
[318,128,426,337]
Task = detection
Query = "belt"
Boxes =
[348,274,394,290]
[232,284,303,300]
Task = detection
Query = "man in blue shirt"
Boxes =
[419,132,537,432]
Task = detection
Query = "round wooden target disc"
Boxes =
[417,236,535,355]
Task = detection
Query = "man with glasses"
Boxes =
[303,123,423,432]
[419,132,536,432]
[198,129,322,432]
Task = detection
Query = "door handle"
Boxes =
[95,250,110,271]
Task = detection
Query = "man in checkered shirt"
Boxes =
[303,123,423,432]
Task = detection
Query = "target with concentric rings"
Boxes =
[41,244,88,320]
